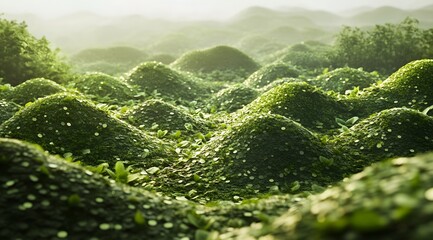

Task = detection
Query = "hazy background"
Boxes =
[1,0,432,20]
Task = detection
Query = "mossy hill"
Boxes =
[242,82,349,132]
[126,61,204,101]
[211,85,259,112]
[5,78,66,105]
[313,67,381,94]
[0,100,20,125]
[71,72,137,102]
[149,113,341,200]
[223,153,433,239]
[351,59,433,116]
[0,93,173,166]
[171,46,260,81]
[123,99,208,134]
[0,138,197,240]
[332,108,433,170]
[244,62,299,88]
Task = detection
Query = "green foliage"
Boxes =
[332,18,433,74]
[0,93,173,166]
[228,152,433,239]
[70,72,136,102]
[123,99,208,134]
[313,67,382,94]
[5,78,66,105]
[126,61,204,100]
[242,82,349,132]
[0,18,70,85]
[244,62,299,88]
[172,45,260,81]
[211,85,259,112]
[276,42,333,70]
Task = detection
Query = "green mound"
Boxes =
[260,78,304,93]
[72,46,147,64]
[314,67,381,94]
[124,99,208,133]
[225,153,433,239]
[71,72,136,102]
[126,61,203,101]
[212,85,259,112]
[147,54,176,65]
[6,78,66,105]
[354,59,433,114]
[0,100,20,125]
[0,138,196,240]
[0,93,172,166]
[242,82,349,132]
[244,62,299,88]
[275,42,332,70]
[332,108,433,168]
[171,45,260,81]
[152,113,339,200]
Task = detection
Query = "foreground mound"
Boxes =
[224,152,433,239]
[313,67,381,94]
[211,85,259,112]
[0,138,196,240]
[172,45,259,81]
[242,82,349,132]
[6,78,66,105]
[151,113,340,200]
[332,108,433,169]
[71,72,136,102]
[126,61,203,100]
[0,93,172,166]
[124,99,208,133]
[244,62,299,88]
[353,59,433,115]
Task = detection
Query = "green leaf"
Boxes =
[349,209,388,231]
[134,210,145,225]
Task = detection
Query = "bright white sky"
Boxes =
[0,0,431,20]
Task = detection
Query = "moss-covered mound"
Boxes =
[171,45,260,80]
[244,63,299,88]
[353,59,433,115]
[71,72,136,102]
[126,61,203,100]
[0,138,197,240]
[6,78,66,105]
[332,108,433,169]
[124,99,208,133]
[212,85,259,112]
[224,152,433,239]
[242,82,349,132]
[260,78,304,93]
[0,93,172,166]
[151,113,340,200]
[0,100,20,125]
[314,67,381,94]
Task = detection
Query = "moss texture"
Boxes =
[171,45,260,81]
[0,100,20,125]
[149,113,341,200]
[71,72,137,102]
[123,99,208,133]
[0,93,173,166]
[314,67,381,94]
[6,78,66,105]
[0,138,197,240]
[224,153,433,240]
[244,62,299,88]
[211,85,259,112]
[351,59,433,116]
[332,108,433,171]
[242,82,349,132]
[126,61,203,101]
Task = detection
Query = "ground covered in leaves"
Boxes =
[2,41,433,240]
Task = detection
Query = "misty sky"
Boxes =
[1,0,432,20]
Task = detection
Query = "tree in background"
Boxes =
[333,18,433,74]
[0,18,70,86]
